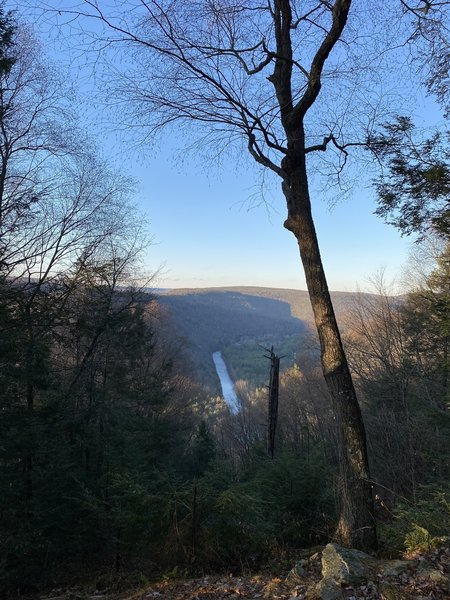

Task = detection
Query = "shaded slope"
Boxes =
[157,289,309,389]
[156,287,380,390]
[163,286,373,325]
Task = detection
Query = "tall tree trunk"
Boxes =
[283,153,377,551]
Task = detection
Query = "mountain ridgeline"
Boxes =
[157,287,373,390]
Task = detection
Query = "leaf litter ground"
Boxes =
[38,545,450,600]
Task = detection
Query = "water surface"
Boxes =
[212,351,240,414]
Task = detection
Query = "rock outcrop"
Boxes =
[304,542,449,600]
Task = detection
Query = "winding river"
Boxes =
[212,351,240,414]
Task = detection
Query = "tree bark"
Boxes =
[283,144,377,551]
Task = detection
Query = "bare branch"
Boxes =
[305,133,366,154]
[292,0,351,122]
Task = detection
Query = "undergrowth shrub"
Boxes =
[153,446,335,571]
[379,484,450,556]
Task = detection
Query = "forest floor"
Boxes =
[36,545,450,600]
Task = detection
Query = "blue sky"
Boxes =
[131,150,413,291]
[14,1,420,292]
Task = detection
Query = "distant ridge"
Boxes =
[159,285,378,325]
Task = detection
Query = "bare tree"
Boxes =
[38,0,404,549]
[398,1,450,115]
[0,16,149,455]
[0,21,147,288]
[342,276,420,498]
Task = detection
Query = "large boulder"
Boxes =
[321,543,376,585]
[296,543,449,600]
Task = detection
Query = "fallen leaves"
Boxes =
[120,575,294,600]
[37,545,450,600]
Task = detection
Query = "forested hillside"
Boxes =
[157,288,309,388]
[161,286,376,325]
[158,287,376,388]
